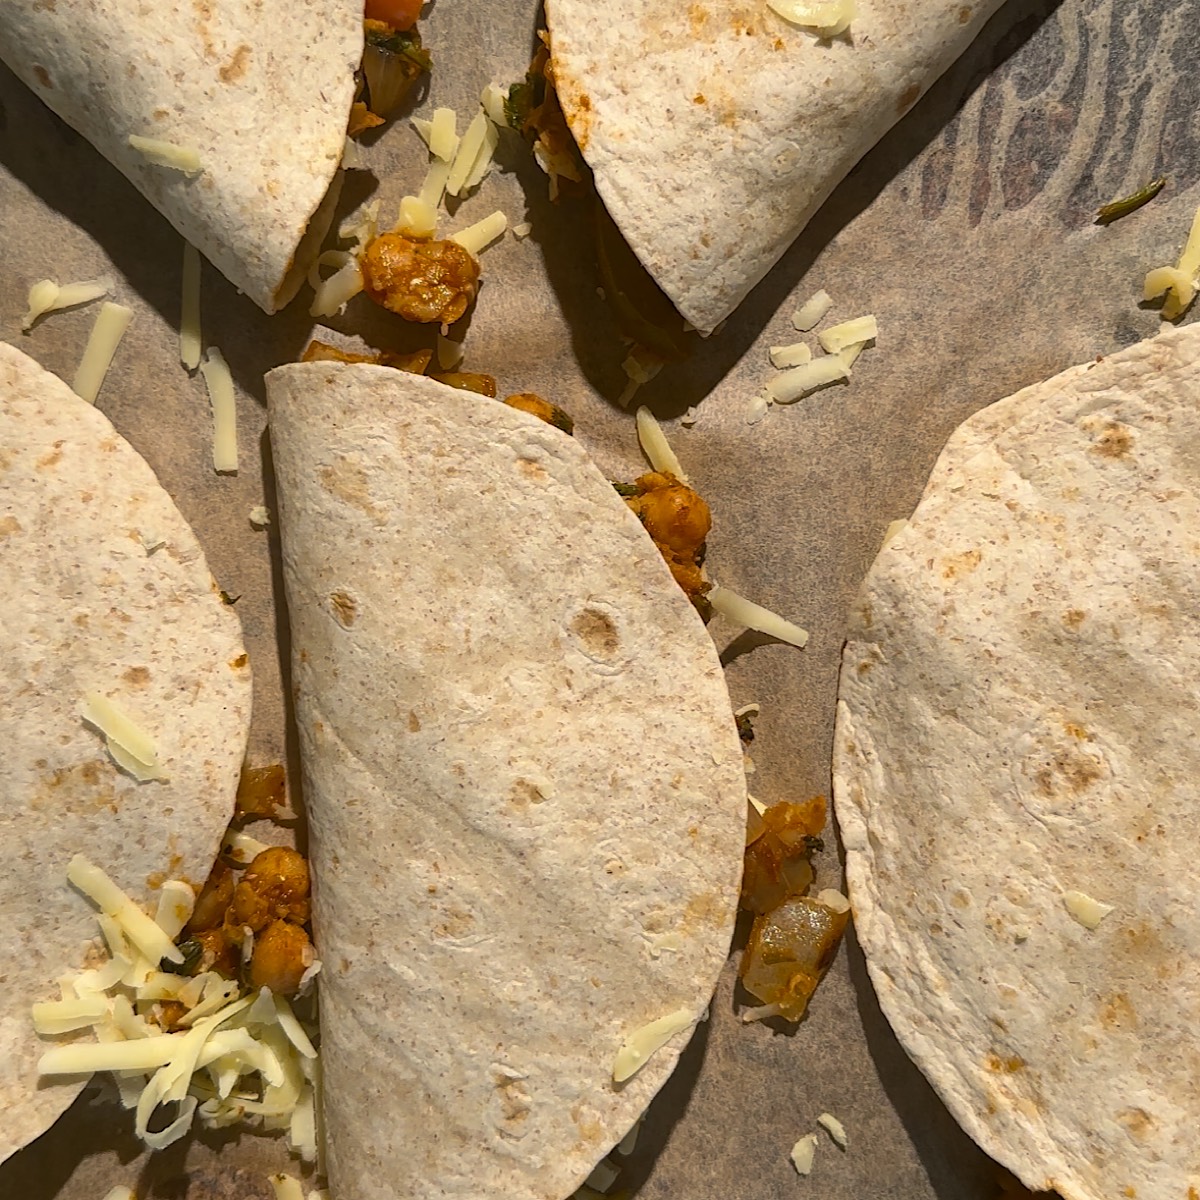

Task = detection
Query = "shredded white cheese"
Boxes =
[746,393,771,424]
[612,1007,694,1083]
[102,1188,136,1200]
[397,195,438,239]
[411,115,433,147]
[707,584,809,648]
[815,888,851,914]
[635,406,688,482]
[512,221,533,239]
[199,348,238,474]
[881,518,908,548]
[1143,202,1200,320]
[768,0,856,35]
[819,315,877,354]
[766,355,850,404]
[446,113,489,197]
[1177,202,1200,278]
[127,135,202,175]
[337,202,380,253]
[180,242,202,371]
[418,157,453,211]
[32,995,110,1035]
[769,341,813,369]
[309,255,364,319]
[792,289,833,331]
[73,302,133,404]
[249,505,271,529]
[81,693,164,782]
[817,1111,848,1148]
[22,276,112,331]
[838,340,870,368]
[616,1118,642,1157]
[153,881,196,940]
[450,211,507,257]
[437,332,465,371]
[1063,889,1114,930]
[481,82,509,126]
[222,829,269,866]
[67,856,183,966]
[680,405,700,427]
[618,347,664,408]
[463,119,500,192]
[429,106,459,162]
[790,1133,819,1176]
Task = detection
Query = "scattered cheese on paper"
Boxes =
[73,302,133,404]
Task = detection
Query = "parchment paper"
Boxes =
[1,0,1196,1195]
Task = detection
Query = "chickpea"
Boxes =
[188,861,234,933]
[249,920,315,996]
[629,472,711,554]
[228,847,311,933]
[360,234,480,324]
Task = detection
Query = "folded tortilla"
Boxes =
[0,1,362,312]
[267,363,746,1200]
[0,342,252,1163]
[834,323,1200,1200]
[546,0,1004,333]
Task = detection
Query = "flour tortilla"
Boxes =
[0,0,361,312]
[0,342,252,1162]
[545,0,1004,334]
[833,322,1200,1200]
[267,362,746,1200]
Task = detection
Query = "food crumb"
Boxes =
[790,1133,818,1176]
[817,1111,848,1149]
[249,505,270,528]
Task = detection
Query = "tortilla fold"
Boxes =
[0,0,362,312]
[546,0,1005,333]
[834,323,1200,1200]
[267,363,747,1200]
[0,341,252,1164]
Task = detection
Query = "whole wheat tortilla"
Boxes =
[0,0,361,312]
[833,322,1200,1200]
[0,342,252,1164]
[267,363,746,1200]
[545,0,1004,334]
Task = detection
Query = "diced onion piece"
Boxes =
[249,505,271,528]
[446,112,489,197]
[22,276,113,330]
[270,1174,306,1200]
[769,341,812,369]
[792,289,833,331]
[815,888,851,914]
[180,242,202,371]
[790,1133,818,1176]
[635,406,688,482]
[72,302,133,404]
[450,211,507,257]
[481,82,509,126]
[418,157,453,210]
[397,195,438,239]
[768,0,855,34]
[612,1007,694,1083]
[817,1112,848,1148]
[153,881,195,940]
[200,348,238,474]
[437,331,464,370]
[766,355,850,404]
[429,106,459,162]
[32,995,110,1034]
[67,855,183,966]
[127,135,202,174]
[1143,265,1196,321]
[707,584,809,648]
[411,115,433,147]
[1175,202,1200,278]
[1063,889,1114,930]
[309,257,364,319]
[746,393,770,425]
[81,693,163,781]
[512,221,533,238]
[463,119,500,192]
[818,314,877,354]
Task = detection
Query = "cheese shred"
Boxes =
[707,585,809,648]
[612,1007,694,1083]
[72,302,133,404]
[450,211,507,257]
[199,348,238,474]
[635,406,688,482]
[127,135,202,175]
[22,276,113,331]
[180,242,202,371]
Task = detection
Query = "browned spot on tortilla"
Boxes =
[509,778,543,810]
[1062,608,1086,629]
[1117,1108,1154,1142]
[33,0,57,10]
[688,2,709,33]
[1063,721,1090,740]
[1122,1189,1136,1198]
[1188,1187,1197,1200]
[219,44,251,83]
[33,64,53,88]
[985,1053,1026,1073]
[773,35,785,48]
[33,760,113,814]
[329,590,358,629]
[682,890,725,932]
[433,907,474,939]
[80,491,94,503]
[570,1102,604,1144]
[192,0,218,58]
[941,548,981,579]
[958,4,972,20]
[0,515,22,539]
[230,653,248,670]
[1034,747,1103,796]
[37,440,65,469]
[408,711,421,732]
[146,871,165,889]
[1092,422,1134,459]
[570,607,619,659]
[1098,991,1138,1029]
[123,665,151,687]
[299,648,309,663]
[557,83,593,152]
[693,93,707,104]
[320,460,385,520]
[896,83,921,114]
[518,458,548,482]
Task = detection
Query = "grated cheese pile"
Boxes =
[35,856,319,1161]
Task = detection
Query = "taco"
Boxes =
[0,342,252,1164]
[834,323,1200,1200]
[266,362,747,1200]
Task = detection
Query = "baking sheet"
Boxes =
[1,0,1196,1195]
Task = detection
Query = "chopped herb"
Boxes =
[803,834,825,855]
[611,481,640,497]
[364,24,432,71]
[159,940,204,975]
[1095,177,1166,226]
[736,711,757,744]
[219,590,241,605]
